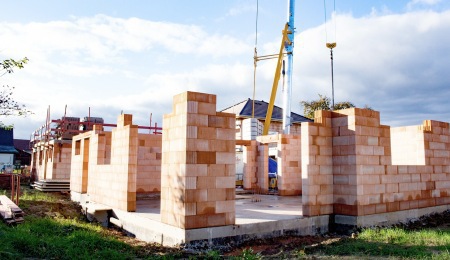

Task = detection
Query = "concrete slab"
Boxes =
[334,204,450,227]
[108,194,328,247]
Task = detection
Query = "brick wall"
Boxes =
[301,111,333,216]
[301,108,450,217]
[161,91,236,229]
[242,141,258,189]
[31,140,72,181]
[277,134,302,196]
[137,134,162,193]
[70,115,162,211]
[256,134,302,195]
[240,140,269,192]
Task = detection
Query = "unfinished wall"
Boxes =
[161,91,236,229]
[137,134,162,193]
[276,134,302,196]
[301,112,334,216]
[239,140,269,192]
[70,115,162,211]
[31,140,72,181]
[301,108,450,218]
[268,122,302,135]
[257,134,302,195]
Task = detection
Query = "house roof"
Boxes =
[221,98,312,124]
[0,128,18,154]
[0,145,18,154]
[13,139,31,152]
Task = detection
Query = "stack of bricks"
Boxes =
[276,134,302,196]
[161,91,236,229]
[137,134,162,193]
[301,110,333,216]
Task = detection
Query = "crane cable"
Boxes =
[252,0,259,118]
[323,0,337,46]
[324,0,337,109]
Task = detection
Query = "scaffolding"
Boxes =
[30,106,162,147]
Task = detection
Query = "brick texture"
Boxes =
[161,91,236,229]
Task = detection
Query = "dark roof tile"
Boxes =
[221,98,312,123]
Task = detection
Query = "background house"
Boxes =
[0,128,18,172]
[221,98,312,138]
[13,139,31,166]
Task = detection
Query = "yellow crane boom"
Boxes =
[262,23,291,135]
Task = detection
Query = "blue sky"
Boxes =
[1,0,450,138]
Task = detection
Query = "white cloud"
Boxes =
[2,9,450,139]
[0,15,250,63]
[294,10,450,126]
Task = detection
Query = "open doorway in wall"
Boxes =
[268,156,278,193]
[235,146,244,188]
[82,138,90,193]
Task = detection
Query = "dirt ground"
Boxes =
[16,189,450,258]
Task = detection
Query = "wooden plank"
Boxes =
[0,206,13,220]
[0,195,24,225]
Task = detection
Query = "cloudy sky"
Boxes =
[1,0,449,139]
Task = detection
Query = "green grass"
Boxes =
[0,187,184,259]
[2,187,450,259]
[0,217,139,259]
[309,227,450,259]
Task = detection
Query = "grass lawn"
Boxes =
[0,187,187,259]
[305,225,450,259]
[1,186,450,259]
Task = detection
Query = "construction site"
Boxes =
[1,0,449,253]
[20,89,450,247]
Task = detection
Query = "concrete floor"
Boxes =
[82,191,450,247]
[107,193,328,247]
[133,193,303,223]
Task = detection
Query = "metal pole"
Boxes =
[330,47,334,110]
[283,0,295,134]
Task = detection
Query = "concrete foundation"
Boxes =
[82,194,328,247]
[335,204,450,227]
